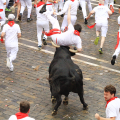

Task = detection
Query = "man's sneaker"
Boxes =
[18,13,22,21]
[84,18,88,24]
[38,45,42,50]
[94,36,99,45]
[10,6,15,13]
[111,55,116,65]
[5,8,11,12]
[27,18,33,22]
[39,4,46,13]
[9,66,14,72]
[79,5,82,10]
[42,37,47,45]
[99,48,103,54]
[6,58,10,68]
[61,14,64,17]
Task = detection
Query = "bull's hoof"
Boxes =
[52,110,57,116]
[83,103,88,110]
[51,97,56,104]
[63,100,68,105]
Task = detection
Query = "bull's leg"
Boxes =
[52,94,62,116]
[63,93,69,105]
[78,91,88,110]
[50,86,56,104]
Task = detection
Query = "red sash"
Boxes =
[44,29,61,36]
[0,38,4,43]
[37,1,45,7]
[0,9,3,12]
[115,32,120,49]
[15,112,28,119]
[74,30,80,36]
[87,23,96,29]
[7,21,15,27]
[105,97,117,108]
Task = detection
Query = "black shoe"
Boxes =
[111,55,116,65]
[79,5,82,10]
[61,14,64,17]
[43,37,47,45]
[39,4,46,13]
[18,13,22,21]
[27,18,33,22]
[74,47,77,50]
[84,18,88,24]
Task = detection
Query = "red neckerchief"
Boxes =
[105,97,118,108]
[37,1,45,7]
[8,21,15,27]
[99,4,103,6]
[71,0,74,2]
[15,112,28,119]
[115,32,120,49]
[87,23,96,29]
[74,30,80,36]
[44,29,61,36]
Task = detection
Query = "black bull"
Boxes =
[49,46,88,115]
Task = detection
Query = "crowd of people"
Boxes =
[0,0,120,119]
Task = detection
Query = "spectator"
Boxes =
[8,101,35,120]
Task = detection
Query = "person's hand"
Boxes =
[95,113,100,120]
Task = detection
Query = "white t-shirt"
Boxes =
[53,24,82,49]
[106,98,120,120]
[93,5,110,23]
[2,23,21,48]
[57,0,79,16]
[8,115,35,120]
[0,0,6,9]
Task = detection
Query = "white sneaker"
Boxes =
[10,6,15,13]
[9,67,14,72]
[6,58,10,68]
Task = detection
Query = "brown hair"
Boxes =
[74,24,82,32]
[20,101,30,113]
[104,85,116,96]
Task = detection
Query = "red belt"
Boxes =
[0,9,3,12]
[47,4,52,5]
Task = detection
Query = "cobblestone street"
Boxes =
[0,1,120,120]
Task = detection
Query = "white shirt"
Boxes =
[2,23,21,48]
[8,115,35,120]
[0,0,6,9]
[93,5,110,23]
[106,98,120,120]
[54,24,82,48]
[57,0,79,16]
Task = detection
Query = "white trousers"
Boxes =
[6,0,10,6]
[36,20,49,46]
[79,0,92,19]
[58,0,64,10]
[104,0,114,7]
[0,11,6,26]
[96,22,108,37]
[20,0,32,18]
[6,47,18,68]
[61,15,77,31]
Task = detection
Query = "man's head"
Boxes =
[20,101,30,113]
[99,0,104,5]
[104,85,116,101]
[119,7,120,13]
[8,14,15,21]
[74,24,82,33]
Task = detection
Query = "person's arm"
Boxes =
[18,33,21,38]
[57,2,69,15]
[86,10,95,20]
[108,10,112,16]
[48,0,58,3]
[67,4,71,26]
[95,113,115,120]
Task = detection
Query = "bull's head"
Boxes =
[51,41,78,54]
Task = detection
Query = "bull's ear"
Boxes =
[70,52,76,56]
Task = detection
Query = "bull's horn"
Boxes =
[51,41,60,48]
[69,48,78,53]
